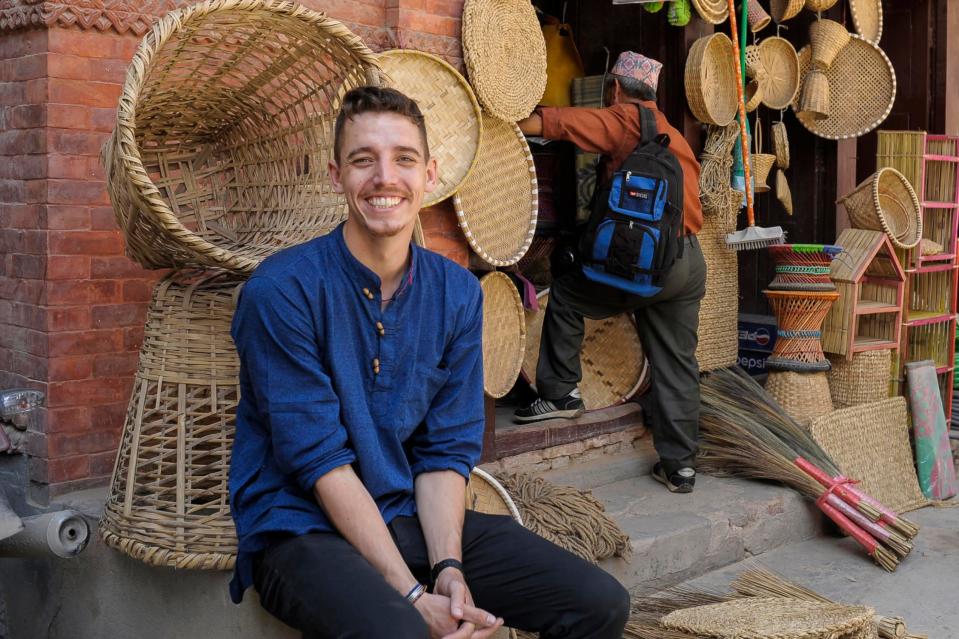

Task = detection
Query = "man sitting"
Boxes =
[228,85,629,639]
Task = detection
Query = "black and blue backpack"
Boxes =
[580,105,685,297]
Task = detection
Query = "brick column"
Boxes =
[0,0,471,503]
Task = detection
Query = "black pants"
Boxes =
[536,236,707,471]
[253,511,630,639]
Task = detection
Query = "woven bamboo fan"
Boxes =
[770,0,804,22]
[791,35,896,140]
[849,0,882,45]
[453,115,537,266]
[758,37,800,110]
[378,49,482,207]
[838,167,922,250]
[685,33,739,126]
[480,272,526,399]
[103,0,383,273]
[522,291,649,410]
[662,597,875,639]
[100,272,243,570]
[690,0,729,24]
[461,0,547,122]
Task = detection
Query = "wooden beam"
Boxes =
[480,395,496,463]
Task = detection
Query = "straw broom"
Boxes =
[700,368,914,570]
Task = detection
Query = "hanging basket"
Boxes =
[103,0,383,274]
[804,0,840,12]
[746,0,771,32]
[772,121,790,169]
[758,36,801,110]
[770,0,804,22]
[685,33,739,126]
[809,19,851,69]
[752,154,776,193]
[838,167,922,250]
[100,272,244,570]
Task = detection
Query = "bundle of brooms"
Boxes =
[699,367,919,571]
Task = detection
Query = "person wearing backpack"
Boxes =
[515,52,706,494]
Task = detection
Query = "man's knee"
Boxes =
[577,568,630,631]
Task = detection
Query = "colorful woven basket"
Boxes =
[764,289,840,372]
[462,0,547,121]
[767,244,842,291]
[103,0,382,273]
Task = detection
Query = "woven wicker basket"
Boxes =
[771,0,805,22]
[690,0,729,24]
[827,349,891,408]
[522,291,649,411]
[764,370,834,424]
[696,191,740,372]
[103,0,383,274]
[744,79,763,113]
[461,0,547,122]
[792,35,897,140]
[453,115,537,267]
[100,272,243,570]
[809,19,851,69]
[809,397,929,513]
[838,167,922,250]
[804,0,840,11]
[849,0,882,44]
[772,121,790,169]
[481,272,526,399]
[747,0,771,32]
[685,33,739,126]
[662,597,875,639]
[378,49,482,208]
[759,37,801,110]
[776,169,794,215]
[744,45,764,80]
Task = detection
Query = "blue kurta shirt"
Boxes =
[228,224,485,603]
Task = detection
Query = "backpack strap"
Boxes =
[638,104,657,142]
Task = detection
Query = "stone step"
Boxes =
[667,505,959,638]
[539,435,824,594]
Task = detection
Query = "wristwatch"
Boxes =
[430,558,465,585]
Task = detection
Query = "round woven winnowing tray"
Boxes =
[791,35,896,140]
[522,290,649,410]
[662,597,876,639]
[461,0,547,122]
[480,272,526,399]
[378,49,481,207]
[849,0,882,44]
[759,36,800,110]
[453,115,537,266]
[690,0,729,24]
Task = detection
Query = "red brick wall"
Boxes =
[0,0,471,501]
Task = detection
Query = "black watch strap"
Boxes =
[430,558,465,584]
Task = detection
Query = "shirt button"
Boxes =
[376,321,385,336]
[362,288,374,300]
[372,358,380,374]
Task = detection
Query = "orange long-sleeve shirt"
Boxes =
[539,101,703,235]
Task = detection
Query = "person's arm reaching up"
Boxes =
[518,105,632,155]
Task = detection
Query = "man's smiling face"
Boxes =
[329,111,437,240]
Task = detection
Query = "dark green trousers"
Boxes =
[536,236,707,470]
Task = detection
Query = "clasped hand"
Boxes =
[414,567,504,639]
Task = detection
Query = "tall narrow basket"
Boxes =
[838,167,922,250]
[100,273,243,570]
[104,0,383,274]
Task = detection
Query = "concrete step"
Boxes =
[539,435,824,594]
[667,505,959,638]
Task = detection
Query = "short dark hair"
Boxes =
[333,86,429,162]
[605,74,657,102]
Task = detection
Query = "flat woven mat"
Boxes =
[792,35,896,140]
[454,114,537,266]
[522,290,647,411]
[480,272,526,398]
[662,597,875,639]
[462,0,546,122]
[809,397,930,513]
[378,49,481,206]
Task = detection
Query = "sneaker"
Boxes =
[652,462,696,493]
[513,389,585,423]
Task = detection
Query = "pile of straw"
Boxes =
[495,472,631,563]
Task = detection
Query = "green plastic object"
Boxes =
[668,0,691,25]
[643,1,664,12]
